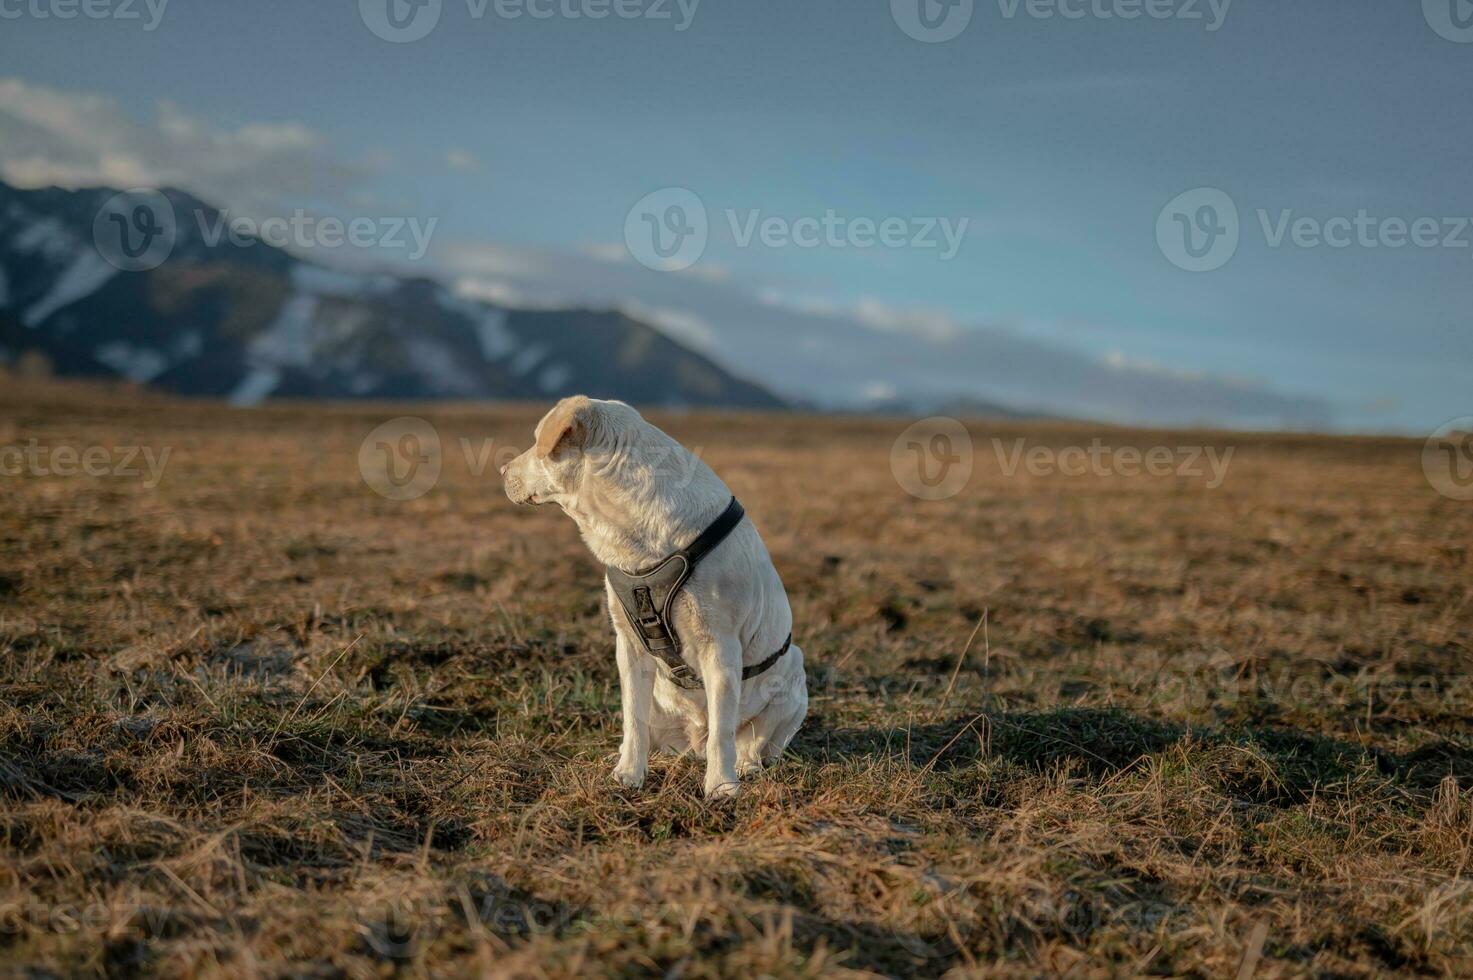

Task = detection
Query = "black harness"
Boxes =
[605,496,792,690]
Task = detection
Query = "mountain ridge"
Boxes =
[0,180,788,410]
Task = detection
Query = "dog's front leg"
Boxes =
[701,635,742,799]
[612,630,654,789]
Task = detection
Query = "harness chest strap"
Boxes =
[605,496,792,690]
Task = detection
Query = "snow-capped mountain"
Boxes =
[0,180,785,409]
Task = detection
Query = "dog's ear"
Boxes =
[535,397,592,458]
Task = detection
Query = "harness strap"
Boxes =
[671,496,745,570]
[742,633,792,681]
[605,497,793,690]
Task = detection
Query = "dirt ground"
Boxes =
[2,377,1471,977]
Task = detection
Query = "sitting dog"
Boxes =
[500,396,807,798]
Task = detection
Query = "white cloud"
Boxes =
[446,149,479,172]
[850,297,962,342]
[862,380,898,402]
[0,77,369,215]
[1,153,154,189]
[446,243,562,285]
[580,241,629,264]
[439,239,1336,428]
[455,278,532,309]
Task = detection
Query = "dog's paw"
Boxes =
[736,758,764,780]
[611,764,646,789]
[703,776,740,801]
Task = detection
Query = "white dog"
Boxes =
[500,396,807,798]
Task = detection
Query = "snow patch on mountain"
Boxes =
[405,334,481,396]
[349,372,379,395]
[434,289,516,362]
[229,367,282,406]
[433,287,473,316]
[12,216,77,261]
[248,294,319,368]
[538,362,572,393]
[508,343,547,376]
[174,330,203,360]
[95,341,168,382]
[475,309,516,360]
[23,250,116,328]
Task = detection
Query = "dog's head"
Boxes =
[500,395,638,507]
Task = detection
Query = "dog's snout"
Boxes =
[502,466,529,506]
[498,460,510,477]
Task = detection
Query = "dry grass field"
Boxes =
[2,377,1471,978]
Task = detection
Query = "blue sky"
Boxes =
[1,0,1470,431]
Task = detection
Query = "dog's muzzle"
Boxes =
[501,466,532,505]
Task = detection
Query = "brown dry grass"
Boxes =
[1,377,1471,978]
